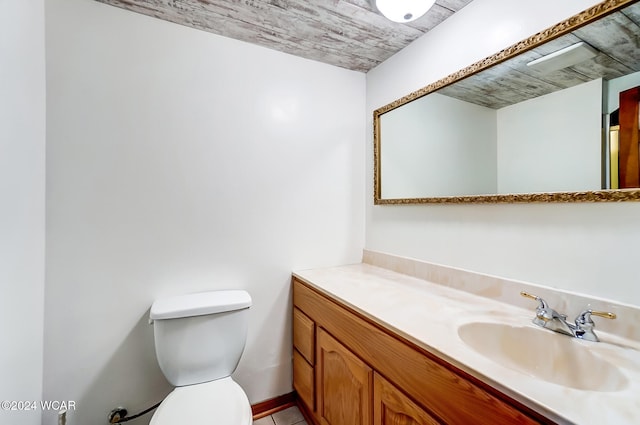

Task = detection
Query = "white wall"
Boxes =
[366,0,640,307]
[381,93,496,198]
[0,1,46,424]
[44,1,365,424]
[497,78,602,193]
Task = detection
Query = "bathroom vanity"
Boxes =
[293,278,546,425]
[291,251,640,425]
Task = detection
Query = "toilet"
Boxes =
[149,290,253,425]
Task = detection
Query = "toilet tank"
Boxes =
[150,290,252,387]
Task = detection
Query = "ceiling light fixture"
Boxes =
[373,0,436,23]
[526,42,599,74]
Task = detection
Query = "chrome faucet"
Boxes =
[520,291,616,342]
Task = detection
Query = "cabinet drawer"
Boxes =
[293,349,314,411]
[293,307,315,364]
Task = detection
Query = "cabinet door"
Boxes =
[316,328,373,425]
[374,373,441,425]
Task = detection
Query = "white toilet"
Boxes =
[149,290,253,425]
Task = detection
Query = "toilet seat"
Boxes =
[150,377,252,425]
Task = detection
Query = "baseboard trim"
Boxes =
[251,392,297,420]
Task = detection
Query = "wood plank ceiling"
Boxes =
[94,0,473,72]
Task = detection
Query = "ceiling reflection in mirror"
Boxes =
[374,0,640,204]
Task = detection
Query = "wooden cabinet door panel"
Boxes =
[374,373,441,425]
[316,328,373,425]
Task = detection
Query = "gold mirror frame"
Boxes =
[373,0,640,204]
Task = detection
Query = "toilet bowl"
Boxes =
[149,290,253,425]
[150,378,252,425]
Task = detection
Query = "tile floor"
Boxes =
[253,405,307,425]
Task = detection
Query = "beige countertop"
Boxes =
[293,260,640,425]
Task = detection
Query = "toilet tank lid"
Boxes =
[150,290,252,320]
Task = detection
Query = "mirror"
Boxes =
[374,0,640,204]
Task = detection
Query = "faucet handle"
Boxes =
[576,309,616,323]
[520,291,553,326]
[593,311,617,320]
[520,291,549,308]
[574,309,616,342]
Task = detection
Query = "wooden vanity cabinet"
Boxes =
[292,278,554,425]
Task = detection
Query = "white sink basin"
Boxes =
[458,322,628,392]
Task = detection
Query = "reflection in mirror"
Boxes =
[374,0,640,204]
[380,93,496,198]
